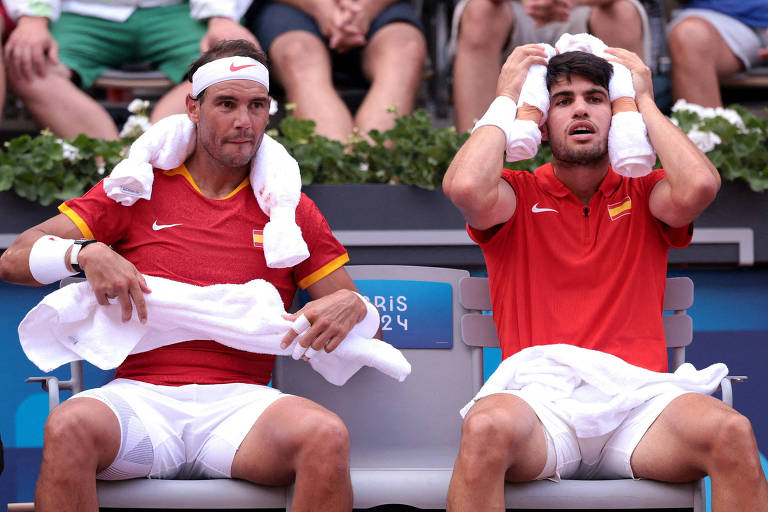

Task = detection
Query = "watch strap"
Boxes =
[70,239,97,273]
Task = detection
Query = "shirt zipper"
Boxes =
[583,206,590,242]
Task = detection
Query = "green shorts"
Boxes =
[51,3,207,89]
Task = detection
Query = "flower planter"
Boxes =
[2,181,767,266]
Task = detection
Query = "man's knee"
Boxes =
[668,18,717,59]
[43,400,116,469]
[709,411,760,468]
[296,409,350,465]
[459,406,529,469]
[7,63,74,101]
[270,32,329,78]
[368,24,426,74]
[458,0,513,51]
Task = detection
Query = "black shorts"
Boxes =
[249,1,424,87]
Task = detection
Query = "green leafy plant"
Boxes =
[670,100,768,192]
[0,130,125,205]
[1,102,766,207]
[272,106,470,189]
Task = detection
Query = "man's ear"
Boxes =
[541,123,549,141]
[186,94,200,123]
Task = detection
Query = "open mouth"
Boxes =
[568,122,596,136]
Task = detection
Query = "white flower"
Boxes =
[686,129,722,153]
[127,99,150,115]
[55,138,80,161]
[119,115,152,139]
[714,107,746,131]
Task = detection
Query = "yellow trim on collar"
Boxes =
[164,165,249,200]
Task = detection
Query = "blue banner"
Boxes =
[354,279,453,349]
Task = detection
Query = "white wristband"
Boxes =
[353,291,381,336]
[28,235,77,285]
[472,96,518,145]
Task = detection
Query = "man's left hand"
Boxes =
[281,288,368,357]
[201,17,261,53]
[604,47,654,103]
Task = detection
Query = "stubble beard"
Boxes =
[550,138,608,166]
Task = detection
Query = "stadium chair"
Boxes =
[12,265,482,510]
[458,274,743,511]
[275,264,480,509]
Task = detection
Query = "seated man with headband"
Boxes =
[0,39,363,512]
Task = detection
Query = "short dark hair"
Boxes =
[545,51,613,92]
[186,39,269,101]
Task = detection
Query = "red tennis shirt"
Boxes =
[60,165,348,386]
[468,164,692,372]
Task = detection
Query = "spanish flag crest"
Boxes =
[252,229,264,248]
[608,196,632,221]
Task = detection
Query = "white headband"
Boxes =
[192,56,269,97]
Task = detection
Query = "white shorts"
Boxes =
[72,378,288,480]
[668,8,768,69]
[502,389,687,481]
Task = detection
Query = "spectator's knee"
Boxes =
[668,17,717,60]
[270,33,327,79]
[458,0,511,51]
[377,25,427,72]
[595,0,641,25]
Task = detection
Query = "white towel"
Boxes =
[461,344,727,439]
[18,275,412,386]
[507,33,656,177]
[505,44,556,162]
[103,114,309,268]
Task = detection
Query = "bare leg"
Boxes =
[452,0,514,133]
[632,393,768,511]
[667,17,743,107]
[269,31,354,141]
[356,22,426,135]
[589,0,644,59]
[35,398,121,512]
[231,396,352,512]
[150,82,192,124]
[446,393,548,512]
[8,63,119,140]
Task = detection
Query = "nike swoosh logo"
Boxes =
[531,203,559,214]
[152,221,183,231]
[230,63,258,72]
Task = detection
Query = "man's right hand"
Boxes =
[496,44,550,102]
[4,15,59,82]
[76,243,152,324]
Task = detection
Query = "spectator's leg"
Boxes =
[151,82,193,123]
[269,31,354,141]
[447,394,549,512]
[452,0,515,133]
[589,0,644,59]
[34,398,121,512]
[631,393,768,511]
[231,396,352,512]
[7,63,120,140]
[357,22,426,135]
[668,17,742,107]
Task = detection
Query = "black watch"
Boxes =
[70,239,97,273]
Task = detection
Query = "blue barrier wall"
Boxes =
[2,268,767,506]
